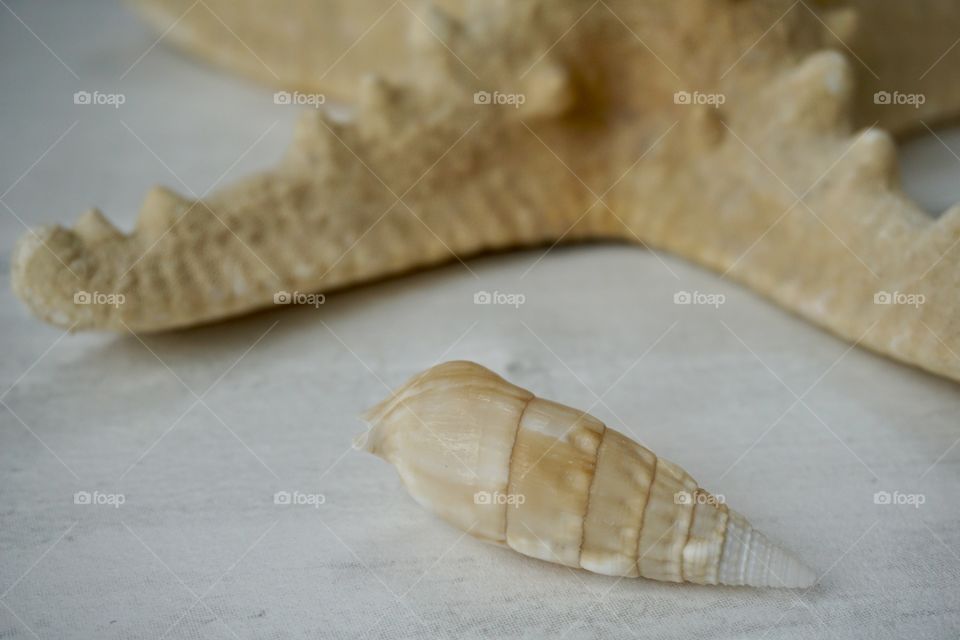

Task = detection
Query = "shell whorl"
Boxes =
[361,361,815,588]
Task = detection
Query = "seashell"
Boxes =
[359,361,816,588]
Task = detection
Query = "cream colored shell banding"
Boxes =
[361,361,816,588]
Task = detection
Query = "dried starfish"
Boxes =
[12,0,960,386]
[127,0,466,104]
[126,0,960,134]
[361,361,817,588]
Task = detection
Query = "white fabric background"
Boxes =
[1,2,959,638]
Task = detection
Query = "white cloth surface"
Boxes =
[1,2,959,639]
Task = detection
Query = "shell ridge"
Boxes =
[503,394,536,543]
[713,503,731,586]
[678,490,700,582]
[575,422,608,570]
[634,454,659,575]
[738,526,754,585]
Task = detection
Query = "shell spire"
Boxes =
[360,361,815,589]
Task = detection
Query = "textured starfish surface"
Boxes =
[11,0,960,385]
[127,0,960,134]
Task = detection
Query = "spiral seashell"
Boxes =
[360,361,816,588]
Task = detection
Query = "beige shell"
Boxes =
[360,361,816,588]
